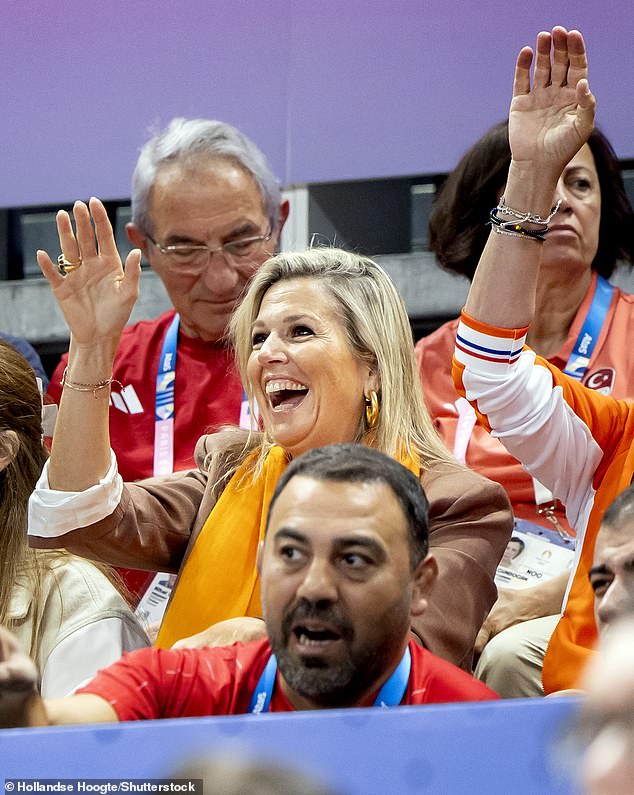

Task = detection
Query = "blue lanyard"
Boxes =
[563,275,614,381]
[155,313,180,423]
[153,313,256,476]
[153,314,180,476]
[247,646,411,714]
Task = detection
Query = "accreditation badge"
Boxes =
[494,519,576,590]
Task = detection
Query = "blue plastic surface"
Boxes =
[0,697,580,794]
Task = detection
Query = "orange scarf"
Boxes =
[156,444,420,648]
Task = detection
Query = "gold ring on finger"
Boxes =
[57,254,83,276]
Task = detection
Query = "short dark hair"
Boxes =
[429,121,634,281]
[266,444,429,566]
[508,536,525,557]
[602,483,634,529]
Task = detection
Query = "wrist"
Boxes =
[504,161,560,218]
[66,337,118,382]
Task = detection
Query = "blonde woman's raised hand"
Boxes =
[37,198,142,350]
[509,27,595,178]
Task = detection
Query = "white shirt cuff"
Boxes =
[28,451,123,539]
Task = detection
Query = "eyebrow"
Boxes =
[163,234,203,246]
[588,564,611,578]
[563,165,595,177]
[164,221,263,246]
[251,314,317,329]
[274,528,308,543]
[224,221,263,239]
[273,529,387,558]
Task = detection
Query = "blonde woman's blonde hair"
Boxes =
[229,248,456,478]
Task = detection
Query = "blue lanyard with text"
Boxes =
[153,313,256,477]
[563,275,614,381]
[153,313,180,476]
[247,646,412,714]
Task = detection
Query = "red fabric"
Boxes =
[416,273,634,534]
[47,310,243,601]
[47,310,243,482]
[77,638,497,720]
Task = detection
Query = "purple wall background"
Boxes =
[2,0,632,207]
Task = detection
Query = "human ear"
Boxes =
[256,540,265,576]
[410,554,439,617]
[126,223,150,258]
[364,364,381,399]
[0,430,20,473]
[276,200,290,238]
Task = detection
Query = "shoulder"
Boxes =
[421,461,510,514]
[18,556,148,684]
[40,556,140,628]
[193,428,252,472]
[409,642,498,703]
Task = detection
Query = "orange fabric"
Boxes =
[156,446,284,648]
[541,370,634,692]
[157,445,421,649]
[419,273,634,532]
[450,307,634,693]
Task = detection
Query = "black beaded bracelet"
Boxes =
[488,207,548,241]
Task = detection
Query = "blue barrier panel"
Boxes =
[0,697,579,794]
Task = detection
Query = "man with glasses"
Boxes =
[48,119,289,485]
[46,120,288,604]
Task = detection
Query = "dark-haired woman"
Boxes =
[416,120,634,695]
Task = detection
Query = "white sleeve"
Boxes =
[28,450,124,539]
[455,319,601,532]
[40,616,149,698]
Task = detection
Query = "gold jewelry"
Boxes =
[61,367,121,399]
[365,390,379,429]
[57,254,83,275]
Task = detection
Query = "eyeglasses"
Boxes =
[146,228,273,270]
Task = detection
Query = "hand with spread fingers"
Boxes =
[37,198,142,492]
[466,27,597,330]
[36,198,142,351]
[508,27,595,183]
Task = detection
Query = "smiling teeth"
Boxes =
[265,380,308,394]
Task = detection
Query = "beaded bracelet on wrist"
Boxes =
[489,209,548,241]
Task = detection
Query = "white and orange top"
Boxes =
[452,309,634,693]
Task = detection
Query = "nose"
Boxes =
[295,558,338,604]
[201,251,241,293]
[256,331,289,364]
[552,177,572,213]
[597,579,629,630]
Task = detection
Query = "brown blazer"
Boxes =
[32,435,512,671]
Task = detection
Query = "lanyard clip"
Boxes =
[537,502,572,543]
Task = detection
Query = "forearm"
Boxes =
[465,163,560,329]
[48,336,118,491]
[514,571,568,619]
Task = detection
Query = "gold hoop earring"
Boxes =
[365,390,379,429]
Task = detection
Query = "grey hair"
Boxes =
[131,118,282,235]
[230,248,458,477]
